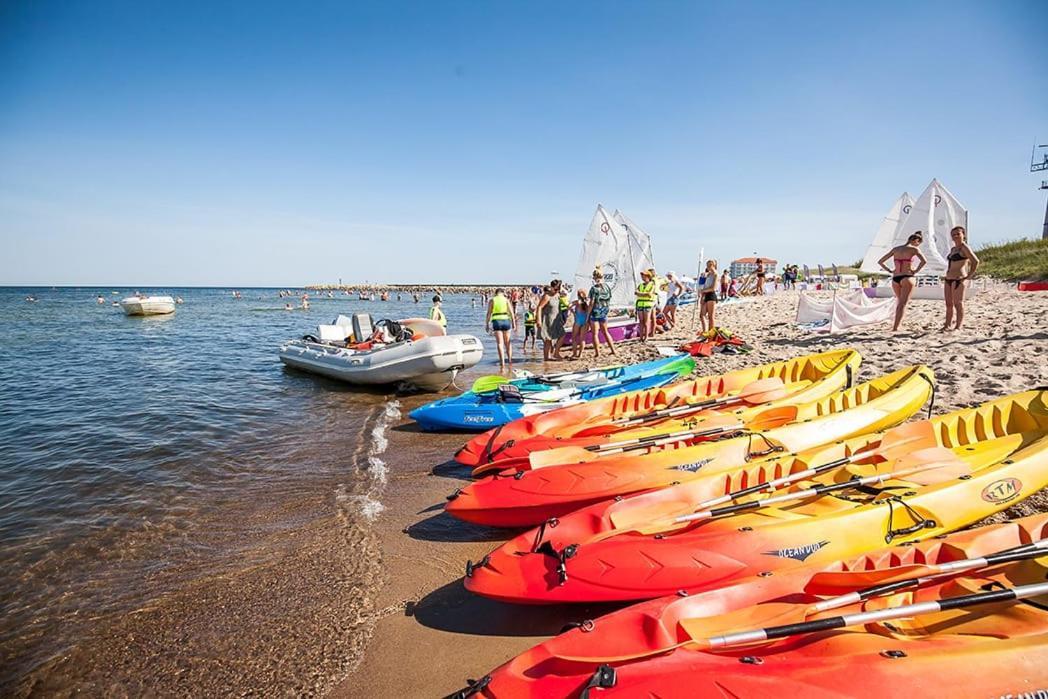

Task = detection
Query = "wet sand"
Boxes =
[340,283,1048,697]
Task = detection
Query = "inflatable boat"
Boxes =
[278,314,483,390]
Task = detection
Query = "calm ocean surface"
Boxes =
[0,286,498,694]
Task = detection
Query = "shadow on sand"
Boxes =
[431,459,474,481]
[409,578,625,638]
[405,510,515,544]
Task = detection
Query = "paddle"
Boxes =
[613,378,790,428]
[556,572,1048,663]
[470,375,512,393]
[680,420,941,512]
[588,446,965,543]
[526,405,800,469]
[680,579,1048,652]
[806,537,1048,595]
[669,448,969,525]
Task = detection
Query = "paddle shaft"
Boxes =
[589,423,741,456]
[708,581,1048,649]
[813,539,1048,614]
[589,422,741,452]
[675,464,936,524]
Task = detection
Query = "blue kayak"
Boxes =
[408,355,694,431]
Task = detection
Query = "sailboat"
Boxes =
[859,192,914,274]
[565,205,656,345]
[863,180,971,300]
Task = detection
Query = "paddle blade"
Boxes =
[854,420,940,464]
[528,446,600,469]
[736,377,789,405]
[744,404,800,431]
[805,564,937,595]
[890,447,971,485]
[471,375,510,393]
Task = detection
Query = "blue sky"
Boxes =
[1,0,1045,285]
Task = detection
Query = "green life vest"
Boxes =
[490,295,511,321]
[430,306,447,327]
[524,311,536,327]
[636,281,656,309]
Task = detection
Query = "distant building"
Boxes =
[730,257,778,279]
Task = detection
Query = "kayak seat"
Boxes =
[498,385,525,404]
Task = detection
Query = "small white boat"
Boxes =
[120,295,176,316]
[279,314,483,390]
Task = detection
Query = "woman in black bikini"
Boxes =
[877,232,927,331]
[942,226,979,331]
[754,258,766,295]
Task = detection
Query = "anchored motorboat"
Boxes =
[279,313,483,391]
[119,295,177,316]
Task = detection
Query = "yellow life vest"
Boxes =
[524,311,536,327]
[558,295,569,311]
[636,281,656,309]
[490,295,511,321]
[430,305,447,327]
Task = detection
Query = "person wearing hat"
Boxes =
[635,268,657,341]
[429,295,447,329]
[587,268,616,358]
[661,270,684,331]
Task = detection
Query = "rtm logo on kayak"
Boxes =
[762,540,829,562]
[463,414,495,424]
[981,478,1023,505]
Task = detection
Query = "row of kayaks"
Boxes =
[420,349,1048,697]
[409,354,695,430]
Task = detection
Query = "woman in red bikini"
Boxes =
[942,226,979,331]
[877,231,927,331]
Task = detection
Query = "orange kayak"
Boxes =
[446,365,933,527]
[463,387,1048,603]
[456,349,861,468]
[463,514,1048,698]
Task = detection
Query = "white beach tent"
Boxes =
[796,290,896,333]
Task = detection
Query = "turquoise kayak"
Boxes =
[408,355,694,431]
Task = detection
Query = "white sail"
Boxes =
[574,205,633,309]
[892,179,968,276]
[612,209,657,292]
[859,192,914,274]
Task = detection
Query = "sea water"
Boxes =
[0,287,500,694]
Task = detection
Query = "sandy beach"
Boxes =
[338,283,1048,697]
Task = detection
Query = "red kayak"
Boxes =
[460,514,1048,698]
[462,389,1048,603]
[1019,280,1048,292]
[455,349,860,468]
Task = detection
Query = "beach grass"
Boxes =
[974,237,1048,281]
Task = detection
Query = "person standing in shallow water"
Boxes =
[535,285,564,361]
[429,295,447,329]
[486,288,515,368]
[521,304,537,353]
